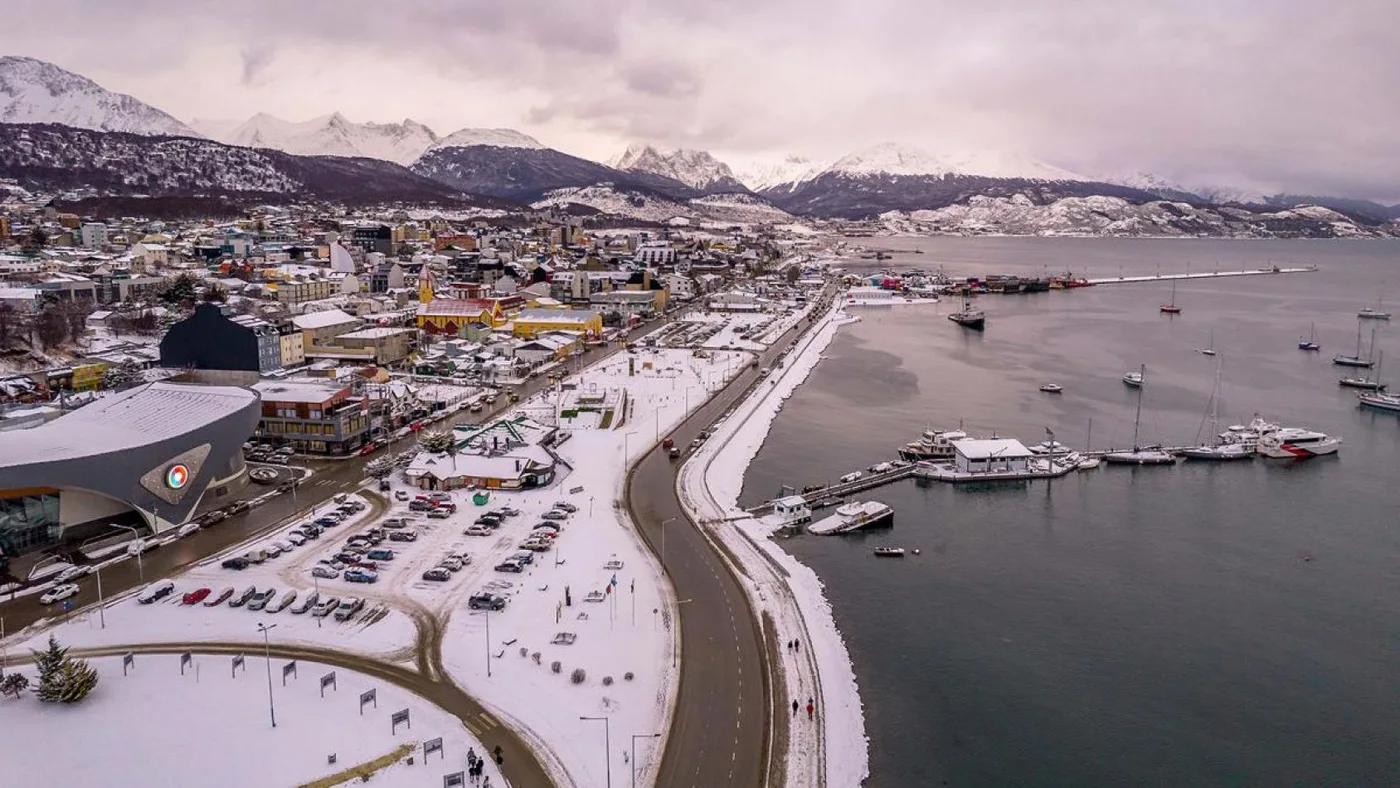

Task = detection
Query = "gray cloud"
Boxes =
[3,0,1399,200]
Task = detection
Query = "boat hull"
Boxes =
[948,314,985,331]
[1181,445,1253,461]
[1333,356,1374,368]
[1102,450,1178,465]
[1359,395,1400,412]
[1256,439,1340,459]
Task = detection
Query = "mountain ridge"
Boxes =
[0,56,200,138]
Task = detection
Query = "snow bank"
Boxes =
[677,304,872,787]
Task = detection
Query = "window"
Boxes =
[0,492,62,556]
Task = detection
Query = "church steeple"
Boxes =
[417,266,436,303]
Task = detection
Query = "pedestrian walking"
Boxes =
[795,639,801,652]
[792,699,799,715]
[806,700,815,720]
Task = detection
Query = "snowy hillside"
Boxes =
[610,144,748,193]
[0,56,200,137]
[734,155,827,193]
[428,128,546,152]
[193,113,439,165]
[532,184,791,226]
[825,142,1081,181]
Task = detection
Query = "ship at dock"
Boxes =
[898,427,968,461]
[807,501,895,535]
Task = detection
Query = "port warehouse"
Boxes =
[0,382,260,568]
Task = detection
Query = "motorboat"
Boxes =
[898,428,967,462]
[1039,383,1063,393]
[1256,428,1341,459]
[807,501,894,535]
[873,547,906,557]
[1027,440,1072,455]
[948,293,986,331]
[1219,415,1279,451]
[1359,303,1391,320]
[1122,371,1144,388]
[1199,329,1217,356]
[1298,322,1320,352]
[1358,391,1400,413]
[1104,364,1177,466]
[1076,456,1102,470]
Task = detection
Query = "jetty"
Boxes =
[748,464,915,515]
[1087,265,1317,286]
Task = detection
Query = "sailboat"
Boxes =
[1199,329,1217,356]
[1159,280,1182,314]
[947,291,986,331]
[1182,355,1253,460]
[1333,321,1374,368]
[1298,323,1320,352]
[1359,295,1391,320]
[1077,417,1101,470]
[1340,348,1387,391]
[1103,365,1178,465]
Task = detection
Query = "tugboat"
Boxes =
[947,293,986,331]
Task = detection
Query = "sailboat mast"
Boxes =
[1131,364,1145,449]
[1210,355,1221,435]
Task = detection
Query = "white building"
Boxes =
[79,222,108,249]
[950,438,1033,474]
[635,243,676,265]
[847,286,893,303]
[773,495,811,525]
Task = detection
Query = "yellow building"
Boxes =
[512,308,602,339]
[415,268,506,334]
[71,363,108,392]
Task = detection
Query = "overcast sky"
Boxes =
[6,0,1398,199]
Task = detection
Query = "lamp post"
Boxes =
[109,524,145,583]
[630,733,661,788]
[659,517,676,568]
[471,608,492,677]
[623,430,639,463]
[257,622,277,728]
[580,716,611,788]
[94,563,105,629]
[673,598,692,668]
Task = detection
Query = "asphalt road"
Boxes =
[0,312,683,634]
[629,289,837,787]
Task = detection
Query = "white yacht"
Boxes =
[1256,428,1341,459]
[807,501,895,535]
[1122,370,1144,387]
[1358,391,1400,413]
[897,428,967,462]
[1219,415,1280,451]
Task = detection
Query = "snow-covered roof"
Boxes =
[339,327,413,340]
[516,308,598,324]
[0,382,258,469]
[251,380,349,404]
[951,437,1033,459]
[290,309,358,330]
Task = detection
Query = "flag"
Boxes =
[605,584,612,595]
[630,579,634,594]
[1045,426,1053,437]
[610,574,618,588]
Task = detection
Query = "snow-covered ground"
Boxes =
[649,307,808,353]
[677,302,872,787]
[0,655,502,788]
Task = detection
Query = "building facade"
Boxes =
[160,303,280,373]
[251,380,370,455]
[512,308,603,339]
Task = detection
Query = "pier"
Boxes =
[1086,265,1318,286]
[748,464,916,515]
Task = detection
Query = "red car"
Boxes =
[358,442,381,456]
[182,587,212,605]
[353,561,379,572]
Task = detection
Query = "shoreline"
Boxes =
[677,300,870,786]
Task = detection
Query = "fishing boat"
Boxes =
[1333,321,1374,368]
[1122,370,1144,388]
[1104,365,1178,465]
[1298,322,1320,352]
[1039,383,1063,393]
[1199,329,1217,356]
[1358,391,1400,412]
[1182,355,1254,461]
[873,547,906,557]
[948,293,986,331]
[1340,350,1386,390]
[1159,280,1182,314]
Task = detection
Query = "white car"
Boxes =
[285,533,307,546]
[40,583,80,605]
[54,565,93,583]
[839,471,862,483]
[263,544,284,558]
[463,525,492,537]
[177,522,201,538]
[311,565,340,579]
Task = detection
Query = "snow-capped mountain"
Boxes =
[532,185,790,226]
[428,128,547,152]
[0,56,200,138]
[824,142,1082,181]
[191,113,439,165]
[733,155,827,194]
[609,144,748,194]
[0,124,475,206]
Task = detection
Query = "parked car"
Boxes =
[312,597,341,617]
[519,540,551,553]
[510,551,537,565]
[182,587,211,605]
[382,517,411,529]
[388,529,418,542]
[177,522,201,538]
[229,586,257,608]
[205,586,235,607]
[242,550,268,564]
[333,552,360,565]
[291,591,320,615]
[127,538,156,556]
[221,557,250,571]
[366,548,395,562]
[54,564,94,584]
[468,593,507,611]
[347,538,373,550]
[352,560,379,572]
[317,558,346,571]
[311,565,340,580]
[314,517,340,528]
[427,508,452,519]
[137,580,176,604]
[409,499,432,512]
[552,501,578,513]
[394,490,411,501]
[427,492,452,502]
[334,597,366,620]
[422,568,452,582]
[40,583,81,605]
[322,512,346,524]
[267,590,297,613]
[438,556,464,572]
[541,510,569,521]
[464,526,493,537]
[285,532,307,546]
[474,515,502,527]
[247,588,277,611]
[345,569,379,584]
[263,544,283,558]
[497,506,520,517]
[494,560,524,574]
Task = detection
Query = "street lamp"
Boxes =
[471,608,492,677]
[659,517,676,568]
[109,524,146,583]
[580,716,612,788]
[673,598,692,668]
[257,622,277,728]
[630,733,661,788]
[622,430,639,463]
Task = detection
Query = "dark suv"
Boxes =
[468,593,507,611]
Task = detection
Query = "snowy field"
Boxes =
[677,303,873,787]
[0,655,501,788]
[647,307,808,353]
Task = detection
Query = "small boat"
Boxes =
[1359,297,1390,320]
[948,293,986,331]
[1298,322,1320,352]
[873,547,906,557]
[1199,329,1217,356]
[1039,383,1063,393]
[1339,377,1387,391]
[808,501,894,535]
[1076,457,1102,470]
[1358,391,1400,412]
[1122,371,1144,388]
[1160,280,1181,314]
[1256,428,1341,458]
[897,427,967,462]
[1182,355,1254,461]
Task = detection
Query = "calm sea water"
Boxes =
[741,238,1400,787]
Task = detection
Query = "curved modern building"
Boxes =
[0,382,260,559]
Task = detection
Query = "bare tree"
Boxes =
[0,302,22,350]
[34,304,69,350]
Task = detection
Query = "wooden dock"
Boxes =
[1086,265,1317,286]
[748,465,916,514]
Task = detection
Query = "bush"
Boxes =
[518,646,528,658]
[531,652,541,665]
[623,672,634,682]
[602,676,613,686]
[551,661,562,674]
[570,668,586,685]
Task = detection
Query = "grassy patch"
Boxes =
[297,742,417,788]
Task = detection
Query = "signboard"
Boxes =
[391,708,411,734]
[165,463,190,490]
[443,773,465,788]
[320,671,336,697]
[122,652,134,676]
[423,737,444,761]
[282,660,297,686]
[359,688,377,715]
[569,485,584,495]
[231,654,245,677]
[179,652,192,676]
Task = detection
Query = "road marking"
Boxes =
[478,712,499,728]
[464,719,482,735]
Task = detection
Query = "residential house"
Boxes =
[78,222,107,249]
[276,278,338,304]
[589,289,665,318]
[129,242,169,272]
[277,322,306,367]
[370,260,405,293]
[313,327,416,366]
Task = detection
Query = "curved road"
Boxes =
[7,639,551,786]
[628,287,837,787]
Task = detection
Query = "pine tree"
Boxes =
[32,635,99,704]
[52,659,98,703]
[1,673,29,699]
[418,430,455,454]
[32,635,67,701]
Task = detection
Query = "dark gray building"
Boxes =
[160,303,281,373]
